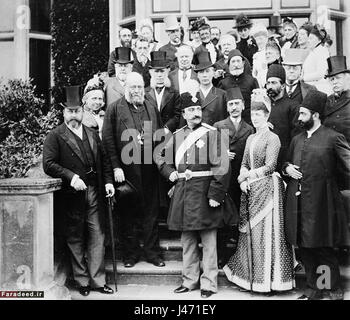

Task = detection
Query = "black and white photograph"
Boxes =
[0,0,349,309]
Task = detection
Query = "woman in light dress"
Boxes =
[223,89,295,294]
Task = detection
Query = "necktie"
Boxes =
[156,87,164,94]
[182,70,188,81]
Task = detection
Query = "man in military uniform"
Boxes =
[156,92,237,299]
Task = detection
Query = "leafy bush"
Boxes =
[51,0,109,108]
[0,79,60,178]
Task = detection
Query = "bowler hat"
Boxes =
[149,51,170,69]
[266,64,286,83]
[226,87,244,102]
[116,180,138,200]
[164,15,180,31]
[267,14,282,29]
[193,51,213,72]
[282,48,308,66]
[233,14,252,29]
[325,56,350,78]
[61,85,83,109]
[300,90,327,117]
[115,47,133,64]
[180,92,201,111]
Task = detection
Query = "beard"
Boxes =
[121,40,132,48]
[130,94,144,106]
[230,67,244,76]
[298,117,314,131]
[267,87,282,98]
[67,118,82,129]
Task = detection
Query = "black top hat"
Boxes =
[180,92,201,110]
[325,56,350,78]
[61,85,83,109]
[300,90,327,117]
[267,15,282,29]
[115,47,133,64]
[149,51,170,69]
[193,51,213,72]
[233,14,252,29]
[226,87,244,102]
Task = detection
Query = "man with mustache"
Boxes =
[107,28,136,77]
[105,47,134,107]
[156,92,236,298]
[103,72,164,268]
[43,86,115,296]
[159,15,183,71]
[132,37,152,89]
[214,87,254,268]
[283,90,350,300]
[218,49,259,125]
[266,64,299,171]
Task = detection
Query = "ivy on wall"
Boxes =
[51,0,109,106]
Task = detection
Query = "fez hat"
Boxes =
[115,47,133,64]
[226,87,244,102]
[266,64,286,83]
[193,51,213,72]
[282,48,308,66]
[227,49,244,65]
[233,14,252,29]
[164,15,180,31]
[267,14,282,29]
[149,51,170,69]
[325,56,350,78]
[300,90,327,117]
[180,92,201,111]
[61,85,83,109]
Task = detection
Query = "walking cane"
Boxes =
[107,196,118,292]
[245,189,253,292]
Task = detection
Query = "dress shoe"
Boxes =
[147,257,165,267]
[78,285,91,296]
[94,285,114,294]
[124,259,136,268]
[174,285,190,294]
[201,289,215,298]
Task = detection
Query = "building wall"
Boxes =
[110,0,349,58]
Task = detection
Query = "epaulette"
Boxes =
[174,125,187,134]
[202,123,217,130]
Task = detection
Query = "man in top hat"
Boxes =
[179,51,227,127]
[155,92,236,298]
[102,72,164,268]
[132,37,152,88]
[108,28,136,77]
[267,13,283,43]
[218,49,259,125]
[169,44,198,94]
[266,64,300,171]
[145,51,181,133]
[105,47,134,107]
[214,87,254,267]
[43,86,115,296]
[324,56,350,232]
[234,13,258,66]
[194,21,222,65]
[283,90,350,300]
[159,15,183,71]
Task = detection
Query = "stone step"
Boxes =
[105,259,350,288]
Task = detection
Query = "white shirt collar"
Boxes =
[230,116,241,124]
[67,123,83,140]
[306,123,321,138]
[200,85,213,98]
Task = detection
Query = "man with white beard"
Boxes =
[218,49,259,125]
[102,72,164,268]
[105,47,134,107]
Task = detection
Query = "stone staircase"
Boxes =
[104,222,350,289]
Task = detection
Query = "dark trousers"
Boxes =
[118,164,161,262]
[65,186,105,288]
[298,247,341,297]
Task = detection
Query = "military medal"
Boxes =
[196,139,205,149]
